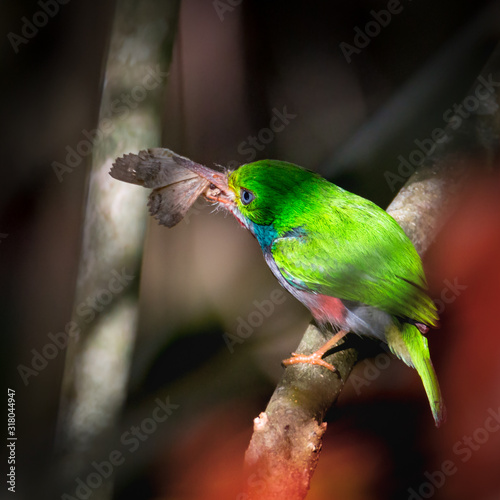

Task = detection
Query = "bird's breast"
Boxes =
[307,294,347,325]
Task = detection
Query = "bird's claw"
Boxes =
[282,352,337,372]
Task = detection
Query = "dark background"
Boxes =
[2,1,500,499]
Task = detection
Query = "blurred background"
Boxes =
[2,1,500,499]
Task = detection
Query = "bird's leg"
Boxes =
[282,330,348,372]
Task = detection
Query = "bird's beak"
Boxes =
[183,163,235,206]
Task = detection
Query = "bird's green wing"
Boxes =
[271,194,438,326]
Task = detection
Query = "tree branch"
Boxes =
[243,42,500,500]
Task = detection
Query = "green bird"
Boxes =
[189,159,445,427]
[110,150,445,426]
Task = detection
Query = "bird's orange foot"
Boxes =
[282,351,336,372]
[281,329,349,373]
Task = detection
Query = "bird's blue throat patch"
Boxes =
[249,223,307,252]
[249,222,278,252]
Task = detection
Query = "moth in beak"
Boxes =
[110,148,233,227]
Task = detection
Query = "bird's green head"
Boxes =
[224,160,322,229]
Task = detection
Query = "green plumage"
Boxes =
[227,160,445,425]
[229,161,437,326]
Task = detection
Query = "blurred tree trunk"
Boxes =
[53,1,180,498]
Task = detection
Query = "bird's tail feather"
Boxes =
[389,323,446,427]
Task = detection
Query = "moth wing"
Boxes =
[148,176,209,228]
[110,148,207,189]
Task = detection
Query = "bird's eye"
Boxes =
[240,188,255,206]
